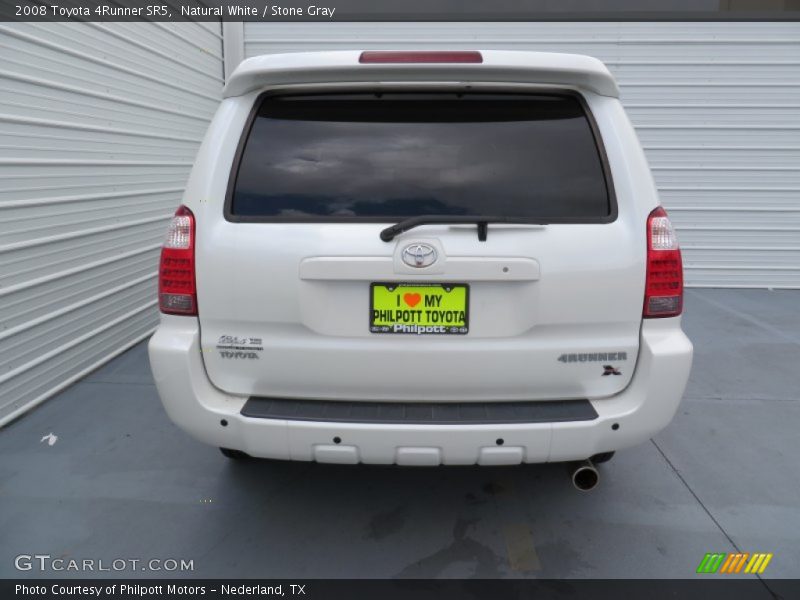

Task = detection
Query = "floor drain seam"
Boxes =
[651,439,778,599]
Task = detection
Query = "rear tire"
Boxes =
[590,451,615,464]
[220,447,250,460]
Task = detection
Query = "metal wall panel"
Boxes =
[243,22,800,288]
[0,23,223,424]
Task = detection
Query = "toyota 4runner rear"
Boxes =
[148,50,693,478]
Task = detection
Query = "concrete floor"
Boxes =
[1,289,798,583]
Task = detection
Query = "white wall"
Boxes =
[0,23,224,424]
[241,22,800,289]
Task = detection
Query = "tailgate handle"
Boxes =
[299,257,540,281]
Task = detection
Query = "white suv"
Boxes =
[148,50,693,484]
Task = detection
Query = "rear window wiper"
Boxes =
[380,215,541,242]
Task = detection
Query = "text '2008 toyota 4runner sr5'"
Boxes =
[148,50,693,489]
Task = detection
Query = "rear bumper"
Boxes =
[148,315,692,465]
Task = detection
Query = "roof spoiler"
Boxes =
[223,50,620,98]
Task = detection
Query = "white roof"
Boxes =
[223,50,619,98]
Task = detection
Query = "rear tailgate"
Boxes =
[194,83,646,402]
[197,223,642,401]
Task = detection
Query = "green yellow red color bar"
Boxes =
[697,552,773,574]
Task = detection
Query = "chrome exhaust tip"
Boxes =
[570,460,600,491]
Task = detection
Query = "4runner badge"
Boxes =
[558,352,628,363]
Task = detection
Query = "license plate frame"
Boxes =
[369,282,470,335]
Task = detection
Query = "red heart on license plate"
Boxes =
[403,293,421,307]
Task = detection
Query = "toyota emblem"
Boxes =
[401,243,437,268]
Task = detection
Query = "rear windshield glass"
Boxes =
[229,93,612,220]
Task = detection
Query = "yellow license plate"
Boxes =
[370,283,469,335]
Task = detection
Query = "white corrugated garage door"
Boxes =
[241,22,800,289]
[0,23,224,424]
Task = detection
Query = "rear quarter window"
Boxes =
[227,92,614,222]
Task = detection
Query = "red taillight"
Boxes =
[644,206,683,318]
[359,51,483,64]
[158,205,196,315]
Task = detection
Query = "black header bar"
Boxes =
[4,578,799,600]
[2,0,800,22]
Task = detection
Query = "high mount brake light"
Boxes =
[158,205,197,316]
[644,206,684,318]
[359,51,483,64]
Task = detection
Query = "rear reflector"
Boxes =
[359,51,483,64]
[644,206,683,318]
[159,205,197,316]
